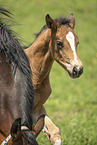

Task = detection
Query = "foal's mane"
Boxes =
[35,17,70,38]
[0,7,34,130]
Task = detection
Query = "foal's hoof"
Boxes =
[53,139,61,145]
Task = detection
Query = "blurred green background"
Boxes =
[1,0,97,144]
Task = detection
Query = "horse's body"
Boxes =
[0,7,38,145]
[25,14,83,145]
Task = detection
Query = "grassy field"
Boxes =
[0,0,97,144]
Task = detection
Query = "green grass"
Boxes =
[0,0,97,144]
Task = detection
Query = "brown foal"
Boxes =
[25,13,83,145]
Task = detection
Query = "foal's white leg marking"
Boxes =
[43,116,61,145]
[53,139,61,145]
[66,32,78,63]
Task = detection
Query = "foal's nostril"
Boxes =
[79,66,83,75]
[73,67,78,76]
[73,66,83,77]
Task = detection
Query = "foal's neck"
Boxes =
[25,29,54,89]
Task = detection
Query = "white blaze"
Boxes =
[66,32,78,63]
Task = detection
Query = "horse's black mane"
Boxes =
[0,8,30,76]
[35,17,70,38]
[0,7,12,18]
[0,7,34,130]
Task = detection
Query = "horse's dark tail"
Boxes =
[23,130,38,145]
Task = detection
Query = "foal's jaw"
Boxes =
[56,58,83,78]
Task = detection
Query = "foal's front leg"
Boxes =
[43,115,61,145]
[33,105,61,145]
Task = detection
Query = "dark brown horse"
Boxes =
[0,7,38,145]
[25,14,83,145]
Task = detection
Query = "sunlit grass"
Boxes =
[0,0,97,144]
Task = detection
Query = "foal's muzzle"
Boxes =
[72,66,83,78]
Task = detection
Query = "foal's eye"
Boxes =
[56,40,63,49]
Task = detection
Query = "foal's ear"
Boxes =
[45,14,57,30]
[67,13,75,29]
[10,118,21,138]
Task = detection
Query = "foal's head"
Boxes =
[6,118,38,145]
[46,14,83,78]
